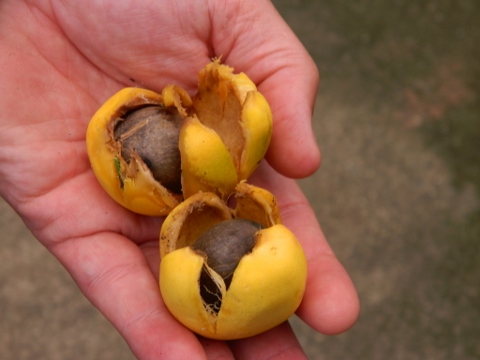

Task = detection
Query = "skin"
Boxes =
[0,1,359,359]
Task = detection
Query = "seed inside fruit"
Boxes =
[114,106,183,194]
[192,219,263,314]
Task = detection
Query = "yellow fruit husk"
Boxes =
[86,87,183,216]
[159,184,307,340]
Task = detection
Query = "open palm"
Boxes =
[0,1,359,359]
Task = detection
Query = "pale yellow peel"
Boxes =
[86,87,182,216]
[159,191,232,259]
[235,182,282,227]
[158,186,306,340]
[179,116,238,199]
[216,224,307,339]
[239,91,273,180]
[160,248,216,334]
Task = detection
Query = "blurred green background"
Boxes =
[1,1,479,359]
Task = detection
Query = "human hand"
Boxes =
[0,1,359,359]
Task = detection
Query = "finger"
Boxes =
[250,163,360,334]
[228,322,306,360]
[261,60,321,180]
[198,337,235,360]
[50,233,208,360]
[210,0,321,178]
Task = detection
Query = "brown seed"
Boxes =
[114,106,183,194]
[192,219,264,313]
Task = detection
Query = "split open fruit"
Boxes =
[159,182,307,340]
[86,61,272,215]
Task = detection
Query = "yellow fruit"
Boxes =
[86,87,187,215]
[159,183,307,340]
[181,60,273,199]
[86,61,273,213]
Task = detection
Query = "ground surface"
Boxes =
[1,1,479,359]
